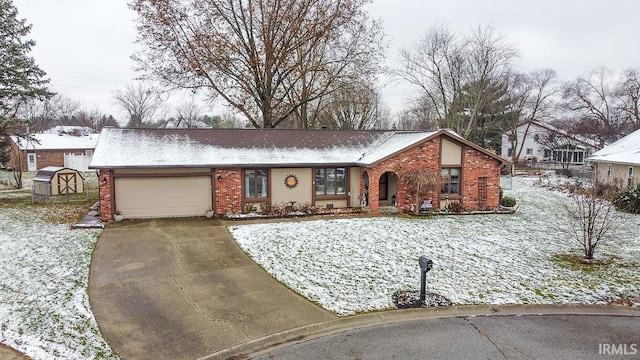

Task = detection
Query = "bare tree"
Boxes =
[564,186,620,260]
[504,69,560,162]
[401,168,442,213]
[395,23,517,144]
[113,84,162,127]
[316,80,383,130]
[215,112,247,128]
[24,94,82,132]
[616,68,640,131]
[172,98,206,128]
[130,0,385,129]
[395,95,439,130]
[562,68,626,147]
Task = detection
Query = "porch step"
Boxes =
[379,206,398,214]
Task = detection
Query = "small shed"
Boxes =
[33,166,85,196]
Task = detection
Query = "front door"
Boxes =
[378,173,388,200]
[27,153,37,171]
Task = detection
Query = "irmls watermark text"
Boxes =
[599,343,638,356]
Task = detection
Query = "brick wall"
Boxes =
[98,169,113,221]
[363,135,502,214]
[214,168,242,215]
[365,138,441,213]
[462,148,501,211]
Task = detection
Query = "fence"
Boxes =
[64,154,92,172]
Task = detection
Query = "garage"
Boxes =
[114,176,212,219]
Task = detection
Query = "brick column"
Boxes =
[97,169,113,222]
[214,168,243,215]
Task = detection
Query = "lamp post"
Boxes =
[418,255,433,305]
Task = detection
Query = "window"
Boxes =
[315,167,346,196]
[629,167,635,187]
[507,148,513,157]
[607,164,611,177]
[526,148,534,155]
[244,169,268,199]
[441,168,461,196]
[85,149,93,157]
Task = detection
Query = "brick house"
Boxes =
[6,129,99,172]
[90,127,508,221]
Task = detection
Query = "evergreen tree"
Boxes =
[0,0,53,164]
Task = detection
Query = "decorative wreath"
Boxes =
[284,174,299,189]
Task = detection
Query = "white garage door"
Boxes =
[115,176,212,218]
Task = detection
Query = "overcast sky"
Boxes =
[12,0,640,123]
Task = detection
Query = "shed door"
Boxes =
[115,176,212,218]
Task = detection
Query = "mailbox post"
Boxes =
[418,256,433,305]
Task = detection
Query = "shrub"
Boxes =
[500,196,517,207]
[556,168,573,177]
[613,186,640,214]
[449,201,463,213]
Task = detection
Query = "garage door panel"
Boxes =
[115,177,212,218]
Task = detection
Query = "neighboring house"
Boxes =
[501,121,600,167]
[90,128,509,221]
[588,128,640,188]
[6,129,100,172]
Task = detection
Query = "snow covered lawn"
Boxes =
[230,177,640,316]
[0,191,116,359]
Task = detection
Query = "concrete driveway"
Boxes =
[88,218,335,360]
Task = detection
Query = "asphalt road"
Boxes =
[250,314,640,360]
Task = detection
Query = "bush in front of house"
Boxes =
[613,185,640,214]
[500,196,517,207]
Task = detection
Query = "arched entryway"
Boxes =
[378,171,399,207]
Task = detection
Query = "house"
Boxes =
[6,128,99,172]
[90,127,509,221]
[588,128,640,188]
[501,121,599,167]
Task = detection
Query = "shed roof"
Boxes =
[90,127,508,169]
[588,128,640,166]
[33,166,85,182]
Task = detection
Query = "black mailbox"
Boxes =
[419,256,433,273]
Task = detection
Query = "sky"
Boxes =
[12,0,640,124]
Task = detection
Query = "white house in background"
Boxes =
[501,120,600,167]
[588,128,640,187]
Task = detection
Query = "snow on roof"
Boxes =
[41,126,96,136]
[12,133,100,151]
[588,128,640,166]
[89,128,502,169]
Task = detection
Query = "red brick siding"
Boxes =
[98,169,113,221]
[462,148,501,211]
[214,168,242,215]
[363,135,502,214]
[4,141,24,170]
[365,137,441,213]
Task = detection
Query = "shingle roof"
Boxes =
[588,128,640,166]
[12,133,100,150]
[89,127,507,169]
